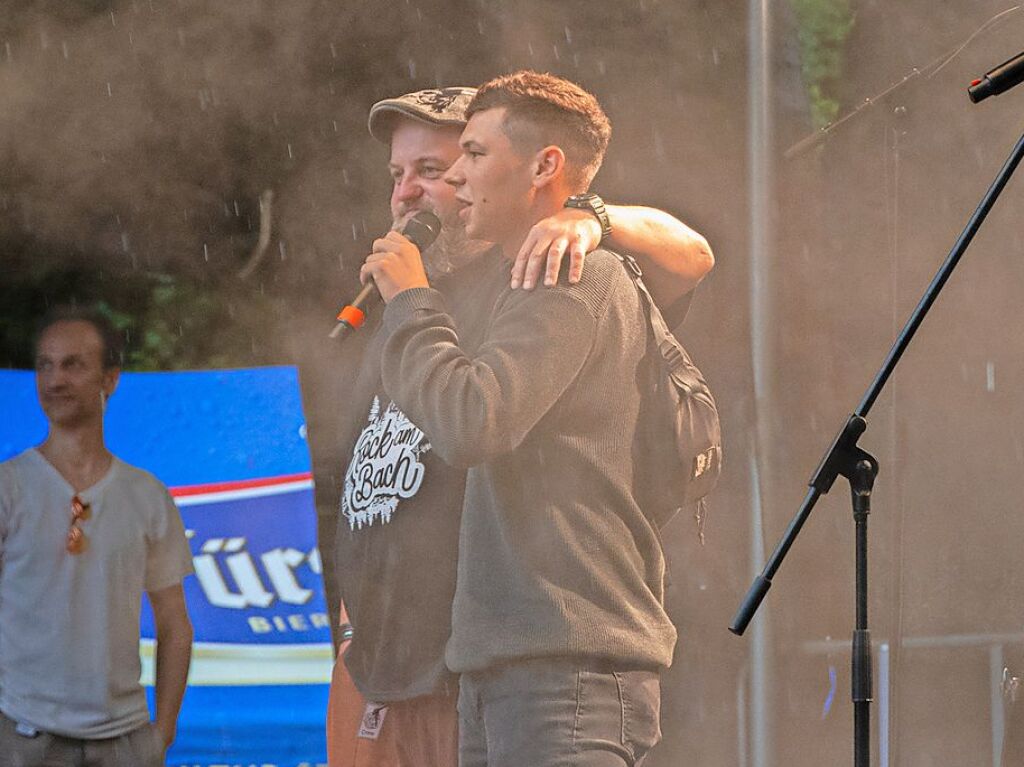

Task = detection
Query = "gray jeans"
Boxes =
[0,712,165,767]
[458,658,662,767]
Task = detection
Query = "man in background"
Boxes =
[0,307,194,767]
[326,83,713,767]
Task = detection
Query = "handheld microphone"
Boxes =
[969,50,1024,103]
[329,211,442,339]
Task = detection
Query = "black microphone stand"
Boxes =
[730,125,1024,766]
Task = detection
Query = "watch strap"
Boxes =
[564,193,613,240]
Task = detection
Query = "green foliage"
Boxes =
[0,266,278,372]
[790,0,855,128]
[97,274,277,372]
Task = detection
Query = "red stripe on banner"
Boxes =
[170,472,313,498]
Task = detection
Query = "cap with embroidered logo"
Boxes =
[368,87,477,143]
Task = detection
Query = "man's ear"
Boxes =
[102,368,120,399]
[531,145,566,189]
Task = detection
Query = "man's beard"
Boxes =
[392,208,489,279]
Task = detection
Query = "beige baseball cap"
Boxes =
[367,87,477,143]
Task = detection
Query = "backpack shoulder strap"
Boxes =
[611,252,692,379]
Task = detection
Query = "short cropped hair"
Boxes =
[466,70,611,190]
[34,306,125,370]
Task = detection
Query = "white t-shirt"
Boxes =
[0,448,194,738]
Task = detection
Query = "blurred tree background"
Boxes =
[0,0,744,370]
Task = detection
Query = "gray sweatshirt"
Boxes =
[380,249,677,673]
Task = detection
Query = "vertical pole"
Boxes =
[738,665,749,767]
[747,1,775,763]
[748,451,771,767]
[748,1,774,423]
[883,107,907,767]
[991,644,1006,767]
[878,643,889,767]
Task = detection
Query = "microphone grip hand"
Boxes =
[330,211,440,339]
[360,231,430,303]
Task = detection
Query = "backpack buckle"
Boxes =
[660,340,684,369]
[621,253,643,278]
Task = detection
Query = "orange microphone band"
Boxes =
[336,306,367,329]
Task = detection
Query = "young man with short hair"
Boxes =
[360,70,677,767]
[0,308,194,767]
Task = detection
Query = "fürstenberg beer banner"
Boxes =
[0,367,332,767]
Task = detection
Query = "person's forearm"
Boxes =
[604,204,714,305]
[154,621,193,746]
[381,287,593,468]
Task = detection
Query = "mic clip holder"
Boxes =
[810,414,878,496]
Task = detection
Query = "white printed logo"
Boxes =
[342,398,431,529]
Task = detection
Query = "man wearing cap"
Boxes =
[325,82,712,767]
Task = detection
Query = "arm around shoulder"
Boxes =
[604,204,714,308]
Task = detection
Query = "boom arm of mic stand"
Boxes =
[731,415,870,635]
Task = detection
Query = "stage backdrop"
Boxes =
[0,366,331,767]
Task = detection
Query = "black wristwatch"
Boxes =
[564,193,613,240]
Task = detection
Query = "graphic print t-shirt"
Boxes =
[342,397,432,530]
[334,249,504,701]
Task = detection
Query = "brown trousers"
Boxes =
[326,655,458,767]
